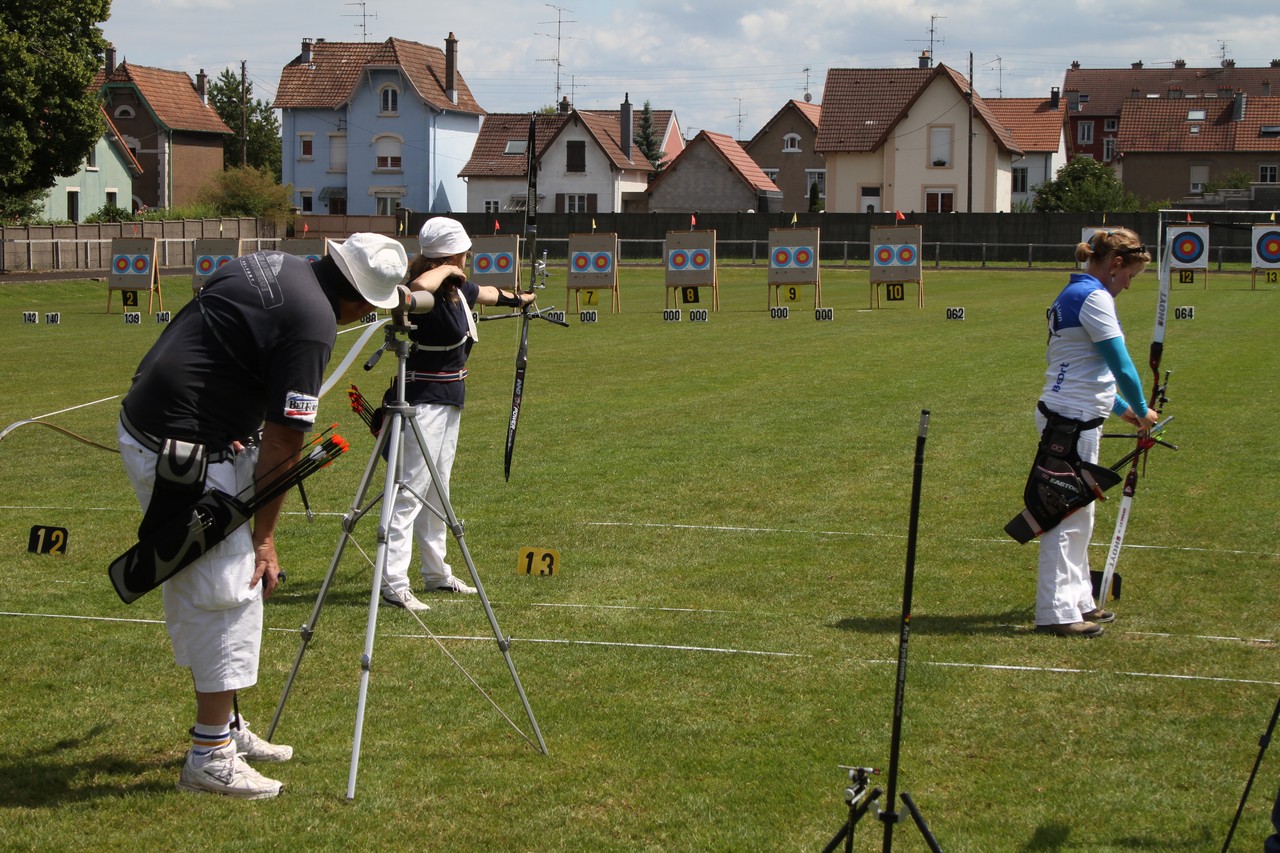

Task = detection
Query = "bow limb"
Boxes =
[504,114,539,481]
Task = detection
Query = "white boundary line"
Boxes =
[2,612,1273,685]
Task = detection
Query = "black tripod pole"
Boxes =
[1222,693,1280,852]
[881,410,943,853]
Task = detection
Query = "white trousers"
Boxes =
[1034,407,1102,625]
[382,402,461,594]
[118,423,262,693]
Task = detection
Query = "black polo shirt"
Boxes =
[122,252,341,447]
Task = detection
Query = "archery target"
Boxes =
[668,249,689,270]
[473,253,494,274]
[196,255,216,274]
[1253,226,1280,267]
[114,254,133,273]
[793,247,814,268]
[216,255,233,268]
[868,225,922,286]
[494,252,514,272]
[689,250,710,271]
[572,251,592,272]
[896,244,917,266]
[1168,227,1208,268]
[874,245,896,266]
[132,255,150,274]
[592,252,613,273]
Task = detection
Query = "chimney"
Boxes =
[196,69,207,104]
[918,50,932,69]
[301,38,313,64]
[105,43,116,73]
[1272,59,1280,68]
[558,95,571,114]
[1050,86,1060,110]
[444,32,458,105]
[1131,60,1143,69]
[620,93,633,161]
[1222,58,1236,69]
[1174,58,1187,68]
[1070,60,1081,70]
[1233,91,1247,122]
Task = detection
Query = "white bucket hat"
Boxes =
[418,217,472,258]
[326,233,407,309]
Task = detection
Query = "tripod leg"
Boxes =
[1222,695,1280,852]
[267,423,391,741]
[900,792,944,853]
[404,413,548,755]
[348,410,409,799]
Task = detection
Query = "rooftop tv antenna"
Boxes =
[343,2,377,41]
[802,66,813,103]
[1218,39,1231,66]
[908,14,946,65]
[985,55,1004,97]
[537,4,579,105]
[729,98,747,139]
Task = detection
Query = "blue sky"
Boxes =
[102,0,1280,139]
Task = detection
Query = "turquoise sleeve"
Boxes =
[1095,337,1148,417]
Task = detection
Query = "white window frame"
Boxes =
[300,191,313,213]
[925,187,954,213]
[114,105,135,120]
[1011,166,1028,194]
[373,135,403,171]
[1077,121,1095,145]
[328,132,347,172]
[565,193,589,214]
[782,133,802,153]
[484,199,501,213]
[1103,137,1117,162]
[804,168,826,198]
[379,85,399,115]
[1189,164,1209,194]
[762,168,780,182]
[1260,164,1278,183]
[929,126,953,167]
[374,193,403,216]
[298,133,314,161]
[1104,118,1118,132]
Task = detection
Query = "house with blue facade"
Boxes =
[274,33,485,218]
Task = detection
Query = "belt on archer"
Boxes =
[119,408,236,464]
[405,369,468,383]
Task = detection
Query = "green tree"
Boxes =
[633,99,666,172]
[198,166,294,222]
[1033,157,1140,212]
[207,68,282,181]
[808,180,823,213]
[0,2,109,215]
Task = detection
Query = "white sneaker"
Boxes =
[381,588,431,612]
[231,719,293,762]
[428,575,476,594]
[177,741,283,800]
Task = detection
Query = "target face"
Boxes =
[874,245,896,266]
[494,252,513,272]
[114,254,132,273]
[196,255,216,274]
[772,248,793,268]
[473,253,494,274]
[668,250,689,270]
[216,255,233,268]
[689,250,710,270]
[896,244,917,266]
[793,247,814,268]
[1169,227,1207,267]
[1254,228,1280,266]
[572,251,591,272]
[592,252,613,273]
[132,255,150,274]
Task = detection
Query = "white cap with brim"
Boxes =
[326,233,407,309]
[418,217,472,258]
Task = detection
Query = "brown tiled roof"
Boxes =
[94,62,231,134]
[461,107,675,178]
[985,98,1064,153]
[458,113,570,178]
[1062,63,1280,116]
[1116,95,1280,154]
[816,64,1021,155]
[747,99,822,148]
[649,130,781,195]
[274,37,483,114]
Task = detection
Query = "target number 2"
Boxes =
[518,547,560,576]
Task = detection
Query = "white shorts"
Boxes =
[118,422,263,693]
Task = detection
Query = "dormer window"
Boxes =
[782,133,801,153]
[380,86,399,115]
[504,140,528,155]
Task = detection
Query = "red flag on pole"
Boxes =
[303,221,309,233]
[1186,212,1192,223]
[495,219,501,233]
[691,213,697,229]
[895,210,905,222]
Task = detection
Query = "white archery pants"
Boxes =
[1034,408,1102,626]
[382,402,461,595]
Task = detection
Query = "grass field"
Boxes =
[0,264,1276,851]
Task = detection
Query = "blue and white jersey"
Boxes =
[1040,273,1124,419]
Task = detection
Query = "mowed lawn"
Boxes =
[0,262,1275,852]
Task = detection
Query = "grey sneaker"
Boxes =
[428,575,477,594]
[1034,621,1104,637]
[177,741,283,799]
[381,588,431,612]
[1081,608,1116,624]
[231,719,293,762]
